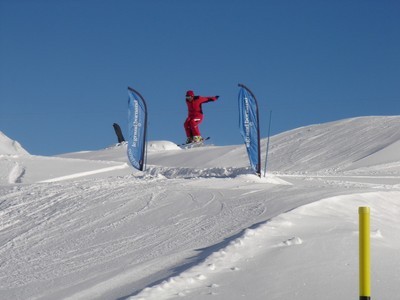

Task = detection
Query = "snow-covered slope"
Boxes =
[267,116,400,174]
[3,116,399,185]
[0,131,29,156]
[0,134,129,185]
[62,116,400,176]
[1,116,400,300]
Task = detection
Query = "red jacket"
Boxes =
[186,96,218,118]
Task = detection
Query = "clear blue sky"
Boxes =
[1,0,399,156]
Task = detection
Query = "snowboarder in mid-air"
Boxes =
[183,90,219,144]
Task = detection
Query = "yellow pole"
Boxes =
[359,206,371,300]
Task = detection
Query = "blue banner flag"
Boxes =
[238,84,261,176]
[127,87,148,171]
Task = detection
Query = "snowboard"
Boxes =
[178,137,210,149]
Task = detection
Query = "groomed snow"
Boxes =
[1,116,400,300]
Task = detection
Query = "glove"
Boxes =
[215,95,220,99]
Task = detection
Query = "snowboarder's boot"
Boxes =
[193,136,203,143]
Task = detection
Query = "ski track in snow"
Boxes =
[1,170,398,299]
[0,175,278,299]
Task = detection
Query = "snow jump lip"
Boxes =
[144,165,292,185]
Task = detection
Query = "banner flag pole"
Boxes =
[263,110,272,177]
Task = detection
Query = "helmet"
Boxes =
[186,90,194,97]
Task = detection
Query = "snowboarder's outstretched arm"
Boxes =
[194,95,219,104]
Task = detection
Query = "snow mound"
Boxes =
[0,161,26,184]
[147,141,181,152]
[267,116,400,174]
[0,131,29,155]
